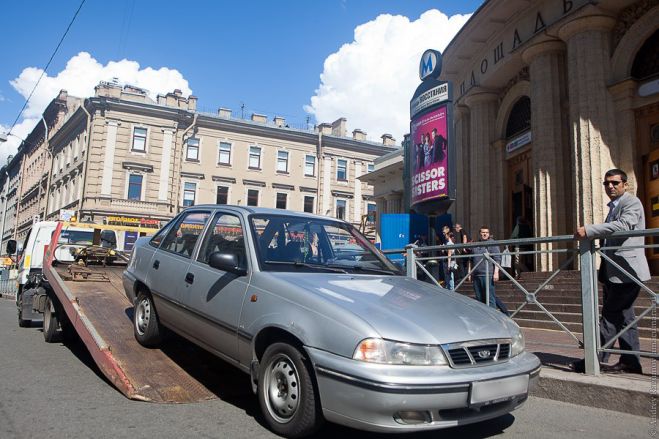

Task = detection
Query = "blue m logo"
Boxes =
[421,54,434,77]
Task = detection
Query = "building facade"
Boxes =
[0,81,398,252]
[442,0,659,270]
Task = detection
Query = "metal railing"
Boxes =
[382,229,659,376]
[0,276,18,298]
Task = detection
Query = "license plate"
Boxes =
[470,374,529,405]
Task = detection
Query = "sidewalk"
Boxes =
[524,327,654,417]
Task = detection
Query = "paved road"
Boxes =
[0,298,650,439]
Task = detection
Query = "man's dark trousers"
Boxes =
[599,280,642,367]
[473,276,509,314]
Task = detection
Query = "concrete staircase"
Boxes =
[455,270,657,339]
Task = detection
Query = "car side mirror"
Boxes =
[208,251,247,276]
[6,239,16,255]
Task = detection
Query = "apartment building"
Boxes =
[38,81,398,248]
[0,149,24,252]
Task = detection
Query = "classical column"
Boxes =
[522,39,571,270]
[559,11,618,226]
[464,90,503,237]
[609,79,639,192]
[454,104,471,232]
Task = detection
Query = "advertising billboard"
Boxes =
[410,104,449,205]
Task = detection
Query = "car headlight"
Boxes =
[353,338,448,366]
[511,330,525,357]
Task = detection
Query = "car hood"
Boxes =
[265,273,514,344]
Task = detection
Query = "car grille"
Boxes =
[444,340,511,368]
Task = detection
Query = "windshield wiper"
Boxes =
[327,264,398,275]
[263,260,348,273]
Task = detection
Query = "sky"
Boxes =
[0,0,482,165]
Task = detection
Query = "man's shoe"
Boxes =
[601,362,643,374]
[569,359,585,373]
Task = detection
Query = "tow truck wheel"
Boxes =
[43,296,60,343]
[18,294,31,328]
[134,291,162,347]
[258,342,323,438]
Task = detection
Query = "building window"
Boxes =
[304,196,314,213]
[186,138,200,161]
[183,182,196,207]
[277,151,289,173]
[367,203,376,222]
[127,174,143,200]
[367,163,375,173]
[218,142,231,165]
[132,127,147,152]
[305,155,315,176]
[276,193,287,209]
[337,159,347,181]
[249,146,261,169]
[336,199,346,220]
[247,189,259,206]
[216,186,228,204]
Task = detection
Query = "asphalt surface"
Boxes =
[0,298,650,439]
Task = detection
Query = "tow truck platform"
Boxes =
[42,224,216,403]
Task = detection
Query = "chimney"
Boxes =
[273,116,286,127]
[317,123,332,135]
[218,108,232,118]
[331,117,347,137]
[187,96,197,111]
[157,94,166,105]
[381,134,396,146]
[174,89,182,97]
[352,129,366,141]
[251,113,267,124]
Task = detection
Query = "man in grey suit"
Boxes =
[572,169,648,374]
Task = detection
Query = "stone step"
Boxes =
[515,318,654,339]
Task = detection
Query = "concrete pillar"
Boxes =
[522,39,571,270]
[609,79,640,193]
[464,89,502,237]
[375,197,386,244]
[454,105,471,233]
[559,11,618,226]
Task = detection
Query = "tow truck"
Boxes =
[9,220,215,403]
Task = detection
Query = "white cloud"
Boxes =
[305,9,471,144]
[1,52,191,166]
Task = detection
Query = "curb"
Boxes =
[0,293,16,301]
[532,367,652,417]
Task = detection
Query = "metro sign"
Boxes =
[419,49,442,81]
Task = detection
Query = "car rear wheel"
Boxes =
[43,296,60,343]
[258,342,322,438]
[134,291,162,347]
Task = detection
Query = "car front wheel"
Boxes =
[258,342,323,438]
[133,291,162,347]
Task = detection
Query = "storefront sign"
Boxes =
[506,131,532,154]
[107,216,161,228]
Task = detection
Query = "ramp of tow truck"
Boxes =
[44,263,216,403]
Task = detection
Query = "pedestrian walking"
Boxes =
[471,226,509,315]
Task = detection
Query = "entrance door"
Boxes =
[639,104,659,274]
[507,151,533,236]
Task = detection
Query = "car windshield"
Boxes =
[250,214,401,274]
[59,230,94,245]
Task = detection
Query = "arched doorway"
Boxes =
[635,30,659,272]
[504,96,533,241]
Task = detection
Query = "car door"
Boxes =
[180,211,250,362]
[146,210,212,327]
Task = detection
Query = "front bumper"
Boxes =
[307,347,540,433]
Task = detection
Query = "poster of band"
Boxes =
[410,104,448,205]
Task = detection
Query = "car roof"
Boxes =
[186,205,345,223]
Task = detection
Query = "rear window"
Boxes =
[59,230,94,245]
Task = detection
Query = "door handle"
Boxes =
[185,273,194,284]
[153,260,160,269]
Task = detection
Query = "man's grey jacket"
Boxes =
[585,191,650,283]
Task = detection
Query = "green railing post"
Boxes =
[579,238,600,375]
